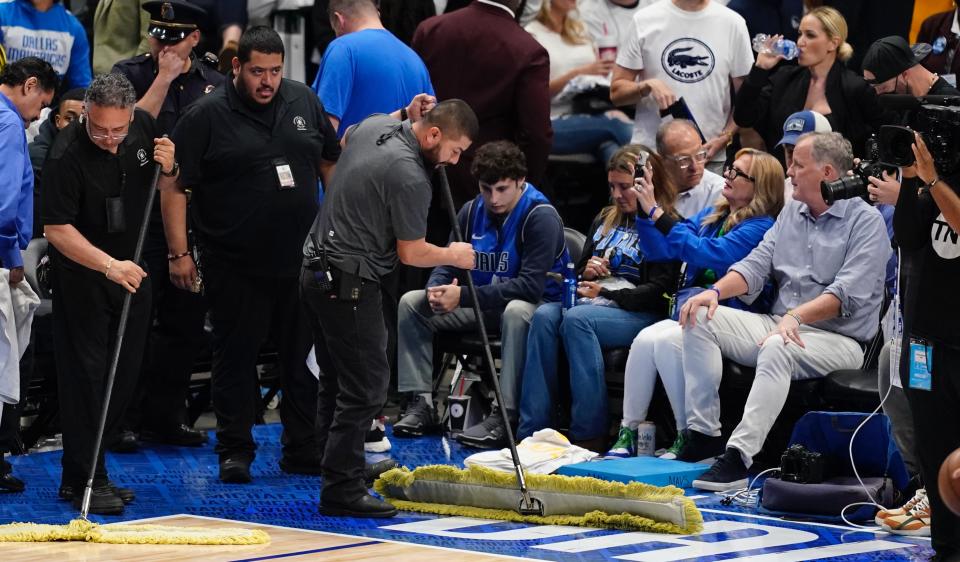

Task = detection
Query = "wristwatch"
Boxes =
[161,161,180,177]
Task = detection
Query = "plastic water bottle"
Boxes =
[752,33,799,60]
[562,263,577,311]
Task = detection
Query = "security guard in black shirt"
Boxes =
[166,26,340,484]
[109,0,225,451]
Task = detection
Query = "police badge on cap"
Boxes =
[144,0,206,44]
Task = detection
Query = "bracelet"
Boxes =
[648,205,659,219]
[167,251,190,261]
[927,178,940,189]
[707,286,721,300]
[161,161,179,178]
[785,310,804,326]
[400,107,408,121]
[104,257,114,279]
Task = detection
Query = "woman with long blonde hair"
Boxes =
[607,148,785,458]
[515,145,681,453]
[524,0,632,163]
[734,6,882,161]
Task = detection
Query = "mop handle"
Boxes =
[436,167,539,511]
[80,151,165,519]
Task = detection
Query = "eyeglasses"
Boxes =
[84,115,129,142]
[723,165,756,182]
[665,149,708,170]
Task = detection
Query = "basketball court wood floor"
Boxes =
[2,514,519,561]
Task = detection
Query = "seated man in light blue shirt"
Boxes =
[675,132,891,491]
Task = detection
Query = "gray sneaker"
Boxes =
[456,407,509,449]
[393,395,441,437]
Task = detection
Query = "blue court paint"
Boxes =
[0,424,934,561]
[230,540,380,561]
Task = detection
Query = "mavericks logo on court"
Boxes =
[931,213,960,259]
[661,38,715,83]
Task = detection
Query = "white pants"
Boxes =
[621,319,686,428]
[682,306,863,465]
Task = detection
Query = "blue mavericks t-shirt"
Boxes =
[0,0,91,89]
[312,29,434,137]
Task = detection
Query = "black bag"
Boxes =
[572,86,615,115]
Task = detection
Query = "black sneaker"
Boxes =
[692,448,749,491]
[70,482,125,515]
[219,454,253,484]
[108,430,140,453]
[393,395,441,437]
[59,481,135,504]
[674,429,726,464]
[364,416,392,453]
[140,424,208,447]
[456,407,509,449]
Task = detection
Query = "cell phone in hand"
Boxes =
[635,151,649,180]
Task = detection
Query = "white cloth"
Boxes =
[577,0,658,50]
[675,169,725,218]
[682,306,863,466]
[616,0,753,162]
[464,428,598,474]
[0,271,40,406]
[525,20,598,117]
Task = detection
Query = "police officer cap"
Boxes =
[144,0,206,44]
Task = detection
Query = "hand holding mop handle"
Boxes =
[437,166,544,516]
[80,146,166,519]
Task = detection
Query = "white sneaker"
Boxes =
[875,488,925,526]
[881,493,931,536]
[364,417,392,453]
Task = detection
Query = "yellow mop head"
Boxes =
[0,518,270,544]
[374,464,703,534]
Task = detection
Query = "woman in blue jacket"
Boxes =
[607,148,785,458]
[517,145,680,452]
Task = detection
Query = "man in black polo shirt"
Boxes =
[166,26,340,483]
[41,73,178,515]
[110,0,225,451]
[302,100,477,517]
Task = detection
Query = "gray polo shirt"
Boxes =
[730,197,891,342]
[304,114,432,281]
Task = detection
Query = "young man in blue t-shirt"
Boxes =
[0,0,91,90]
[394,141,569,449]
[311,0,433,138]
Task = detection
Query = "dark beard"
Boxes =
[234,76,276,113]
[422,144,442,167]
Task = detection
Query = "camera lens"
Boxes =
[820,175,868,205]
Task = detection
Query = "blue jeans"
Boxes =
[518,303,659,441]
[551,114,633,164]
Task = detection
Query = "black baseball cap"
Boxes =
[143,0,206,44]
[862,36,929,84]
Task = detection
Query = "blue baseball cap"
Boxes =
[777,110,832,148]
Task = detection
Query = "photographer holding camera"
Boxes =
[893,132,960,558]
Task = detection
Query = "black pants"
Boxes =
[123,225,208,431]
[903,337,960,558]
[52,265,151,487]
[0,340,33,456]
[203,262,317,460]
[300,267,388,503]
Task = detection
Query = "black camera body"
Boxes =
[779,444,825,484]
[822,96,960,205]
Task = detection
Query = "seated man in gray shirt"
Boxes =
[675,132,890,491]
[393,141,568,449]
[657,119,726,219]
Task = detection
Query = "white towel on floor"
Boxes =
[463,428,598,474]
[0,270,40,405]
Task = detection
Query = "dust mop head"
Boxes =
[374,464,703,534]
[0,519,270,544]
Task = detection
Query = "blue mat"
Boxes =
[0,423,934,561]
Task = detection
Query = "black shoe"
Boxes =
[393,395,441,437]
[70,483,125,515]
[140,424,208,447]
[692,448,749,491]
[59,481,135,504]
[364,458,399,487]
[456,407,509,449]
[0,472,25,493]
[674,429,726,464]
[219,455,252,484]
[108,430,140,453]
[319,493,397,518]
[279,451,322,475]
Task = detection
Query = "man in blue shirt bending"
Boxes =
[311,0,434,138]
[0,56,57,493]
